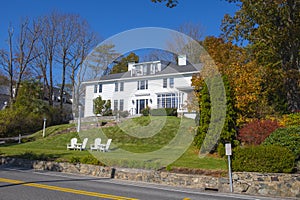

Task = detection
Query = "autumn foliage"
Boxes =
[237,119,281,145]
[192,37,264,123]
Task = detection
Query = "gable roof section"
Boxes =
[84,62,201,84]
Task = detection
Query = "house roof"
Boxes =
[85,61,202,84]
[0,86,9,95]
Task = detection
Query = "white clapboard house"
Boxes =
[83,55,200,118]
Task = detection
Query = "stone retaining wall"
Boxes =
[0,157,299,199]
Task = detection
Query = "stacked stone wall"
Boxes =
[1,157,299,198]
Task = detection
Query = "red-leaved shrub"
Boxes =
[238,119,281,145]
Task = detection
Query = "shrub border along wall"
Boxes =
[0,157,299,198]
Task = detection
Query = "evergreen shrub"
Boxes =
[263,126,300,160]
[232,145,295,173]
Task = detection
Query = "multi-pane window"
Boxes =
[114,100,118,111]
[163,78,167,88]
[157,93,179,108]
[137,80,148,90]
[115,82,118,92]
[150,63,158,74]
[98,83,102,93]
[120,82,124,91]
[120,99,124,111]
[94,85,97,93]
[169,78,174,88]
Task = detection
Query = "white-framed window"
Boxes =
[137,80,148,90]
[94,85,97,93]
[115,82,118,92]
[120,82,124,91]
[163,78,167,88]
[120,99,124,111]
[169,78,174,88]
[157,93,179,108]
[98,83,102,93]
[114,100,118,111]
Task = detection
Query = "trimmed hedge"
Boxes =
[149,108,177,116]
[232,145,295,173]
[263,126,300,160]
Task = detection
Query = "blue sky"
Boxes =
[0,0,238,46]
[0,0,238,84]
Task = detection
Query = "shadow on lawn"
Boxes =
[14,151,68,162]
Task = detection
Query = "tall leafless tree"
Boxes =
[0,25,14,102]
[167,22,204,64]
[0,20,41,103]
[67,20,98,117]
[86,44,120,79]
[33,13,61,106]
[13,19,41,99]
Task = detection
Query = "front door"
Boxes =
[136,99,148,114]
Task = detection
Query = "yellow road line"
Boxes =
[0,177,138,200]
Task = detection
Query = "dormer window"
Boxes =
[129,61,161,77]
[150,63,158,74]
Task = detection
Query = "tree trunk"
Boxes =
[285,67,300,112]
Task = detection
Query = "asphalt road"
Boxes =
[0,167,282,200]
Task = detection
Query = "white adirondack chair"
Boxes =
[90,138,101,151]
[99,139,112,152]
[67,138,77,150]
[75,138,88,151]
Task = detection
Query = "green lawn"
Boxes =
[0,116,226,171]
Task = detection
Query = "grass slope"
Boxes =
[0,116,226,170]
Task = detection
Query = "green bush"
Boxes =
[141,106,150,116]
[263,126,300,160]
[150,108,177,116]
[80,155,103,165]
[280,112,300,127]
[0,108,42,137]
[70,156,80,164]
[0,80,70,137]
[217,143,225,157]
[232,145,295,173]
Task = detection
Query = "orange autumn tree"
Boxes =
[192,36,263,122]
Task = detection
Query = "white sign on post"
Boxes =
[225,143,232,155]
[225,143,233,192]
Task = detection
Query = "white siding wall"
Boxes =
[84,74,193,117]
[84,84,95,117]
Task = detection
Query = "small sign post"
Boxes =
[77,105,81,133]
[42,118,47,138]
[225,143,233,193]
